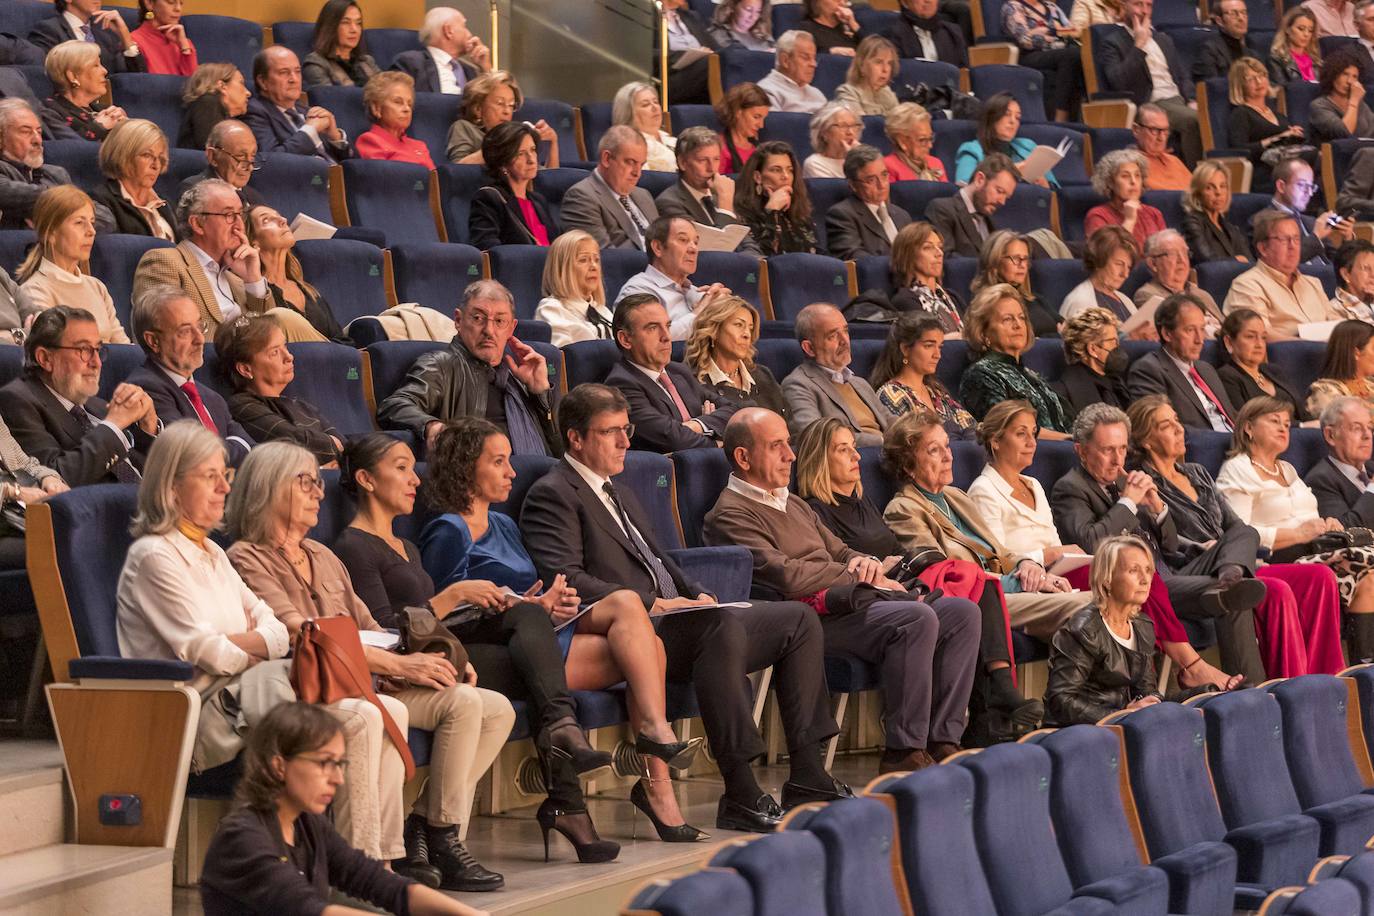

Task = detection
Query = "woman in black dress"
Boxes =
[246,204,349,343]
[684,296,790,422]
[1181,160,1253,263]
[1227,56,1311,190]
[1054,306,1130,418]
[733,141,818,254]
[1215,307,1310,422]
[798,0,865,54]
[179,63,251,150]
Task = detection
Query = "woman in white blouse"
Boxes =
[967,399,1239,689]
[802,102,862,179]
[611,81,676,172]
[534,230,613,347]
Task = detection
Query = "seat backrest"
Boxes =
[294,238,387,326]
[1184,428,1231,477]
[1202,77,1234,152]
[0,344,19,389]
[183,14,262,77]
[1056,186,1110,242]
[754,338,804,390]
[1266,675,1373,809]
[933,338,972,399]
[1142,190,1186,229]
[970,65,1047,123]
[89,234,175,334]
[897,59,960,95]
[850,339,884,381]
[0,0,57,39]
[1020,125,1088,185]
[409,91,464,169]
[270,21,315,60]
[789,797,910,916]
[1194,689,1305,830]
[805,178,849,254]
[533,167,591,229]
[931,119,977,180]
[280,342,374,436]
[436,163,488,244]
[44,140,101,191]
[1030,259,1090,316]
[1228,191,1275,230]
[486,245,550,320]
[668,104,721,134]
[875,765,1000,915]
[766,253,851,321]
[759,111,814,161]
[944,256,979,306]
[810,55,851,98]
[493,454,561,520]
[110,73,186,142]
[624,868,755,916]
[1088,126,1137,164]
[253,152,334,223]
[514,99,579,164]
[1263,877,1363,916]
[1344,666,1374,770]
[562,338,621,389]
[99,344,148,401]
[852,254,890,297]
[306,85,370,148]
[707,833,827,916]
[1197,260,1254,310]
[390,242,485,313]
[363,27,421,69]
[580,101,614,158]
[340,159,440,246]
[637,170,678,200]
[858,446,897,511]
[889,181,957,223]
[309,469,347,543]
[0,229,35,276]
[718,47,775,96]
[602,249,651,303]
[671,447,731,548]
[693,252,766,312]
[996,183,1055,235]
[365,340,447,407]
[1300,262,1337,299]
[1025,440,1079,494]
[614,451,684,550]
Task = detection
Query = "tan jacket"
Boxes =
[882,482,1033,575]
[132,241,271,330]
[1222,260,1337,338]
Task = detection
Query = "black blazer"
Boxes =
[390,49,479,94]
[882,9,967,67]
[0,374,152,486]
[1181,210,1252,263]
[520,459,704,609]
[243,97,350,160]
[824,195,911,260]
[925,194,992,259]
[699,362,791,425]
[1126,349,1238,430]
[1097,25,1192,103]
[467,183,558,250]
[1216,362,1309,422]
[178,93,227,150]
[1050,465,1180,555]
[654,181,763,255]
[125,360,253,465]
[1305,455,1374,529]
[604,358,737,452]
[1053,362,1129,418]
[88,178,178,240]
[28,16,146,75]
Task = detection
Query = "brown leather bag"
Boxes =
[290,615,416,781]
[401,607,469,672]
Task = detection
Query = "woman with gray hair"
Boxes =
[802,101,862,179]
[226,441,517,893]
[612,81,676,172]
[1084,148,1165,252]
[882,102,946,183]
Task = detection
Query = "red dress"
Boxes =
[884,152,947,183]
[1084,201,1167,253]
[132,21,197,76]
[355,125,436,171]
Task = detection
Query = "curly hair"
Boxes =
[426,417,504,515]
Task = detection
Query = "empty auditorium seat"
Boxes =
[1032,259,1091,314]
[1057,186,1109,242]
[389,242,485,313]
[362,27,421,69]
[997,183,1056,235]
[89,234,175,332]
[183,14,262,78]
[305,85,371,147]
[110,73,186,144]
[409,92,464,168]
[436,163,489,244]
[805,178,849,254]
[1265,677,1374,832]
[616,451,685,550]
[708,832,828,916]
[694,251,766,312]
[533,167,592,229]
[43,140,101,191]
[563,338,622,389]
[759,111,814,161]
[969,65,1048,122]
[765,253,852,321]
[281,342,375,437]
[98,344,146,402]
[253,153,335,223]
[484,245,548,319]
[339,159,441,246]
[0,229,35,275]
[295,239,388,327]
[783,798,910,916]
[624,868,755,916]
[514,99,580,164]
[889,180,958,222]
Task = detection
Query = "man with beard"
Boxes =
[0,98,113,230]
[924,153,1018,257]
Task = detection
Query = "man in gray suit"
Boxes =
[924,153,1018,258]
[1126,293,1236,431]
[654,126,761,255]
[781,303,891,447]
[825,145,912,261]
[560,125,658,250]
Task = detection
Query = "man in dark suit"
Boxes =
[561,126,658,250]
[28,2,146,75]
[1355,2,1374,84]
[654,126,761,255]
[389,6,488,94]
[882,0,968,67]
[176,119,265,208]
[521,383,847,832]
[244,47,350,161]
[1051,402,1268,685]
[127,286,253,466]
[825,145,912,261]
[0,32,43,67]
[0,98,115,231]
[604,293,736,452]
[1337,146,1374,219]
[1306,395,1374,527]
[1192,0,1250,81]
[1261,158,1351,265]
[1096,0,1202,165]
[924,153,1017,257]
[0,306,158,487]
[1127,294,1237,431]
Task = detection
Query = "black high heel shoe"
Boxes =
[535,799,620,864]
[630,779,709,843]
[542,717,614,776]
[634,733,704,770]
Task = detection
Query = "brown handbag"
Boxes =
[401,606,469,672]
[290,615,416,781]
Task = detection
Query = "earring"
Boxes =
[364,485,374,493]
[144,9,154,18]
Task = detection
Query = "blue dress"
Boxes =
[953,137,1060,188]
[419,511,578,657]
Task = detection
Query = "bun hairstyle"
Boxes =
[339,432,406,499]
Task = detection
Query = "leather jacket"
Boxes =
[1046,606,1158,726]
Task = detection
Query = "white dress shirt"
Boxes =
[726,473,791,513]
[1215,455,1321,549]
[1140,31,1181,101]
[615,264,704,340]
[867,201,899,242]
[966,465,1061,565]
[566,453,636,536]
[44,383,130,448]
[427,46,463,94]
[185,241,269,324]
[116,529,291,691]
[1332,457,1374,492]
[1165,350,1231,432]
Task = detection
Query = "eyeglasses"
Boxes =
[909,133,934,145]
[48,343,106,363]
[1134,125,1169,136]
[587,423,636,439]
[462,310,513,331]
[1291,181,1318,192]
[295,472,324,494]
[209,147,265,171]
[291,754,348,776]
[157,319,210,340]
[186,468,232,488]
[136,150,169,168]
[196,209,245,223]
[854,170,890,186]
[1000,254,1030,266]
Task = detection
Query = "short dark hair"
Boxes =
[213,316,281,392]
[339,432,407,499]
[1154,292,1206,336]
[233,702,342,813]
[427,418,503,515]
[558,383,629,445]
[24,305,97,371]
[611,292,663,347]
[973,151,1019,183]
[975,93,1019,154]
[1272,157,1309,186]
[1336,238,1374,277]
[842,144,883,182]
[674,125,720,166]
[481,120,540,181]
[721,413,757,472]
[645,215,687,262]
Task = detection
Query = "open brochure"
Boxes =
[1047,553,1092,577]
[1016,137,1073,183]
[1121,297,1159,336]
[673,48,713,70]
[1297,319,1342,342]
[359,629,401,650]
[289,212,337,241]
[556,600,751,631]
[693,221,750,252]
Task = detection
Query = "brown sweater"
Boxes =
[704,485,864,599]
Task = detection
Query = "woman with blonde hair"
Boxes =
[1269,7,1321,84]
[178,62,251,149]
[446,70,558,167]
[684,295,789,419]
[1229,56,1307,187]
[834,35,900,117]
[802,101,863,179]
[612,81,676,172]
[958,283,1071,435]
[534,230,611,346]
[17,186,129,343]
[90,118,177,240]
[41,40,126,142]
[245,204,345,343]
[889,221,965,333]
[711,0,775,51]
[882,103,945,183]
[971,229,1059,337]
[1181,160,1252,262]
[356,71,433,169]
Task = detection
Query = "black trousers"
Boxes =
[1164,526,1267,685]
[0,536,24,570]
[657,600,838,774]
[1020,46,1084,117]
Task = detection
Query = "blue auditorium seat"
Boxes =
[183,14,262,78]
[889,181,957,223]
[340,159,440,246]
[1031,260,1090,317]
[409,92,463,168]
[1195,261,1252,313]
[602,249,651,303]
[616,451,685,549]
[436,163,487,244]
[0,1,56,39]
[1200,77,1243,157]
[806,178,849,254]
[1020,125,1089,186]
[636,170,677,200]
[1282,81,1322,134]
[1088,127,1137,163]
[0,344,20,388]
[365,340,445,419]
[759,111,814,161]
[1228,192,1275,230]
[363,27,421,69]
[708,832,828,916]
[533,167,591,229]
[253,153,334,223]
[848,339,884,381]
[0,229,34,275]
[281,343,375,437]
[765,253,851,321]
[809,55,851,98]
[667,104,721,134]
[1021,337,1069,381]
[852,255,890,297]
[624,868,755,916]
[1257,878,1363,915]
[484,245,548,320]
[1301,263,1337,299]
[1057,186,1109,242]
[944,256,979,306]
[162,149,205,203]
[44,140,100,191]
[97,344,145,401]
[970,65,1048,122]
[997,183,1056,235]
[90,234,175,332]
[308,468,348,543]
[671,447,731,549]
[294,239,388,327]
[1265,677,1374,831]
[694,251,765,311]
[110,73,185,143]
[579,101,614,160]
[1142,190,1186,229]
[563,338,633,389]
[1184,429,1231,477]
[305,85,371,149]
[389,242,485,313]
[513,99,580,164]
[1161,26,1221,83]
[783,798,909,916]
[1343,665,1374,761]
[717,47,774,96]
[931,119,977,179]
[753,338,805,389]
[897,59,960,95]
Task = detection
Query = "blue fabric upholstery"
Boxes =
[579,102,613,160]
[889,181,957,224]
[970,65,1048,122]
[110,73,186,145]
[1261,877,1363,915]
[512,99,580,164]
[1031,259,1090,313]
[253,153,334,223]
[951,440,986,489]
[759,111,813,161]
[615,451,684,550]
[562,338,620,389]
[671,447,731,549]
[1345,666,1374,770]
[269,21,314,60]
[1201,78,1240,154]
[1301,262,1338,299]
[0,229,34,275]
[389,242,485,313]
[1021,125,1088,185]
[1142,191,1185,229]
[1267,342,1325,409]
[708,832,828,916]
[823,654,881,694]
[44,140,100,191]
[99,344,149,402]
[667,547,753,603]
[625,868,755,916]
[365,340,446,407]
[0,1,57,37]
[787,797,908,916]
[1228,192,1276,229]
[1160,26,1221,83]
[809,55,851,98]
[1056,186,1109,241]
[944,256,979,306]
[859,447,897,514]
[694,252,765,312]
[931,119,977,183]
[184,14,262,78]
[304,86,371,151]
[849,339,885,384]
[436,164,487,245]
[1266,676,1374,818]
[309,469,347,544]
[281,342,375,437]
[490,454,559,522]
[0,344,20,388]
[44,484,140,659]
[1088,127,1137,162]
[533,167,591,229]
[68,657,197,681]
[408,92,463,169]
[636,170,677,199]
[998,183,1056,235]
[485,245,550,319]
[602,249,651,303]
[163,149,206,203]
[90,234,174,332]
[362,27,421,69]
[667,104,720,134]
[805,178,849,253]
[1184,430,1231,477]
[294,239,388,326]
[853,255,890,296]
[754,338,805,389]
[340,159,440,246]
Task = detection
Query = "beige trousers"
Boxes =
[1006,590,1094,640]
[266,306,327,342]
[327,694,408,861]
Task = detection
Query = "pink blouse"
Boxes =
[132,21,197,76]
[1292,52,1315,82]
[355,125,436,170]
[884,152,947,183]
[515,196,550,245]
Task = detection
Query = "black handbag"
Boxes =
[823,579,942,616]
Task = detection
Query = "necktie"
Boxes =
[878,204,898,243]
[81,22,95,42]
[602,481,679,599]
[450,58,467,91]
[657,370,692,421]
[618,195,647,249]
[1187,364,1233,430]
[1360,467,1371,488]
[700,193,721,228]
[69,406,140,484]
[286,106,305,128]
[180,381,219,434]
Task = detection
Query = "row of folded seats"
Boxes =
[627,671,1374,916]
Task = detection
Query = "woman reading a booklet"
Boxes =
[965,400,1241,691]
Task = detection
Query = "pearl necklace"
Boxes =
[1250,456,1282,476]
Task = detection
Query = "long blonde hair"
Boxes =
[18,185,94,283]
[686,296,759,377]
[794,417,862,506]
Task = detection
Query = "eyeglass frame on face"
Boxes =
[209,146,264,171]
[46,343,107,364]
[294,472,324,494]
[136,149,169,169]
[195,209,245,224]
[462,309,513,331]
[1000,253,1030,266]
[1134,123,1169,136]
[155,318,210,341]
[291,753,348,776]
[586,423,636,439]
[184,467,232,488]
[854,168,890,186]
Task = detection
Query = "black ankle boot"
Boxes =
[425,823,504,892]
[1351,614,1374,665]
[392,814,441,888]
[986,667,1044,731]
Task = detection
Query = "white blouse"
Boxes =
[1215,456,1320,550]
[966,465,1061,565]
[1059,278,1137,323]
[641,129,678,172]
[534,296,614,348]
[116,529,291,691]
[802,154,845,179]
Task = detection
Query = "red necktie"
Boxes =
[657,371,692,422]
[1187,365,1232,430]
[180,381,218,434]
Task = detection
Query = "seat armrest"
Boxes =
[69,656,198,681]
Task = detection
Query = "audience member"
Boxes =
[955,93,1057,187]
[655,126,761,255]
[41,40,127,142]
[612,81,676,172]
[198,702,491,916]
[617,216,732,340]
[1269,7,1321,84]
[178,119,264,208]
[0,33,42,70]
[711,0,776,50]
[1085,149,1165,251]
[798,0,865,54]
[88,118,176,240]
[1307,395,1374,526]
[871,312,974,434]
[245,204,347,343]
[127,286,253,464]
[1229,57,1309,190]
[561,126,656,250]
[714,82,770,174]
[378,280,557,456]
[802,102,862,179]
[883,103,946,182]
[418,419,706,843]
[784,303,892,445]
[1215,307,1310,421]
[1096,0,1201,166]
[660,0,725,106]
[834,35,900,116]
[1055,307,1129,415]
[522,384,849,830]
[1181,160,1252,262]
[246,46,349,161]
[214,318,341,466]
[793,416,902,555]
[1337,146,1374,218]
[355,71,433,169]
[469,121,556,249]
[1224,209,1339,338]
[1001,0,1084,122]
[0,410,65,569]
[17,186,129,343]
[0,98,106,231]
[958,284,1071,435]
[971,230,1059,337]
[1131,103,1192,191]
[1134,229,1223,330]
[1354,0,1374,78]
[446,71,557,166]
[757,31,826,113]
[390,7,490,95]
[302,0,380,89]
[1126,293,1236,431]
[1311,49,1374,143]
[884,0,968,66]
[1070,0,1123,28]
[1060,226,1149,335]
[733,140,817,254]
[0,306,154,485]
[686,296,790,420]
[1333,238,1374,321]
[1267,158,1352,266]
[534,230,612,346]
[826,145,911,259]
[131,0,195,76]
[888,222,965,330]
[925,153,1017,258]
[178,63,251,150]
[29,0,146,75]
[1193,0,1250,82]
[330,434,619,867]
[1307,318,1374,417]
[0,267,33,346]
[1305,0,1357,36]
